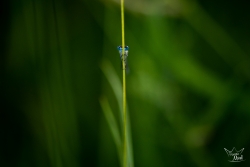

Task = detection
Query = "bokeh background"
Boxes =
[1,0,250,166]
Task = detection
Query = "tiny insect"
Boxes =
[117,45,129,70]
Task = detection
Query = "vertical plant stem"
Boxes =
[120,0,127,167]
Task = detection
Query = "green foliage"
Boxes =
[2,0,250,167]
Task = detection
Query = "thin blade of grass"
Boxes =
[99,96,122,165]
[101,60,134,167]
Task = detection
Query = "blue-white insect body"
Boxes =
[117,45,129,70]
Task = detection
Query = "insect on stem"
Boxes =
[117,45,129,70]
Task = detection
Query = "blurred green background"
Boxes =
[1,0,250,166]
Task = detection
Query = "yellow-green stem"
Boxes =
[120,0,127,167]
